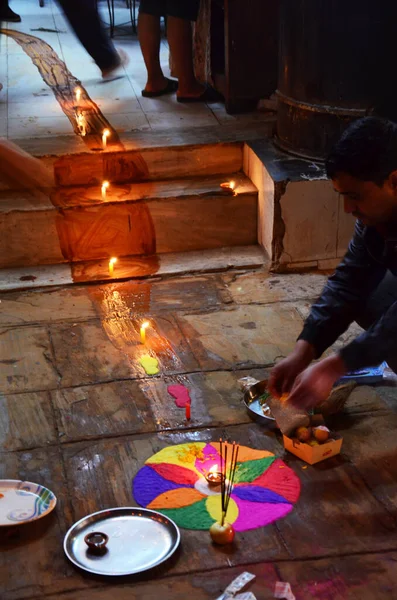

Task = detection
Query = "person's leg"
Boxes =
[355,270,397,372]
[138,1,167,93]
[0,0,21,22]
[166,16,204,97]
[56,0,120,73]
[166,0,205,98]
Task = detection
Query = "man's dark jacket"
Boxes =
[298,220,397,370]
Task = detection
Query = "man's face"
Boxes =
[333,171,397,226]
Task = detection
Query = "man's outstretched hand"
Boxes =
[287,354,347,410]
[268,340,315,398]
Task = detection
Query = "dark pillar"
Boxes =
[275,0,393,160]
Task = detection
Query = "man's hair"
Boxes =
[325,117,397,185]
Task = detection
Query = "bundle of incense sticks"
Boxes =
[219,439,240,526]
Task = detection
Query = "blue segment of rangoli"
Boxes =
[233,485,290,504]
[132,465,191,507]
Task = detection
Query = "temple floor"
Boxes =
[1,268,397,599]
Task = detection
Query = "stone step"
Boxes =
[0,245,268,291]
[51,141,244,187]
[0,173,258,269]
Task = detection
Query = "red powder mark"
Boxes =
[167,384,191,408]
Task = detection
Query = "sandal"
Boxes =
[177,86,223,104]
[142,78,178,98]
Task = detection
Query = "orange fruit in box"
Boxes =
[313,426,330,443]
[295,426,312,443]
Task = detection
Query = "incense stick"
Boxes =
[219,439,240,526]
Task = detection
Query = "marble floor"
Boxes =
[0,0,271,142]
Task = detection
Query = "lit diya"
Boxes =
[205,465,225,486]
[220,180,236,195]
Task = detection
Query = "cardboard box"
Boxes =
[283,434,343,465]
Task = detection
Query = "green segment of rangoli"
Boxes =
[159,499,215,530]
[234,456,276,484]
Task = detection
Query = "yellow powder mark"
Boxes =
[176,444,205,464]
[1,28,122,150]
[146,442,206,475]
[139,355,159,375]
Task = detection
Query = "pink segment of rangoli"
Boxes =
[232,496,293,531]
[167,384,191,408]
[194,443,222,475]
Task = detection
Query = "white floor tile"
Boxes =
[8,97,64,118]
[0,105,7,136]
[146,110,218,131]
[211,107,271,126]
[95,94,142,114]
[137,93,215,115]
[107,112,150,133]
[12,0,55,17]
[0,55,7,81]
[9,114,74,138]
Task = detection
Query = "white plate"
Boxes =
[0,480,57,526]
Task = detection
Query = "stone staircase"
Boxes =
[0,140,266,289]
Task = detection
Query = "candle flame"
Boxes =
[209,465,219,474]
[141,321,150,331]
[102,180,109,190]
[229,180,236,190]
[109,257,117,267]
[75,87,82,101]
[103,128,110,139]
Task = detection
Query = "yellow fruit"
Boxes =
[209,521,235,545]
[313,426,330,443]
[296,426,312,443]
[308,439,319,446]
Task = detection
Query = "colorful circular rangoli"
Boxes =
[132,442,300,531]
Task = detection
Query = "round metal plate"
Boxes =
[243,379,276,425]
[63,507,180,576]
[0,480,57,527]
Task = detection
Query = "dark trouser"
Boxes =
[56,0,118,70]
[139,0,200,21]
[355,270,397,372]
